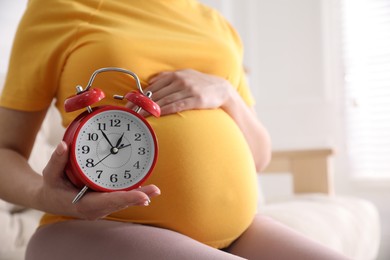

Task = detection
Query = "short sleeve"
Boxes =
[0,0,84,111]
[236,67,255,107]
[224,20,255,107]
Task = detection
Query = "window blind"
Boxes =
[341,0,390,178]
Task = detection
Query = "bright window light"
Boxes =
[342,0,390,178]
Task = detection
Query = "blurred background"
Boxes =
[1,0,389,259]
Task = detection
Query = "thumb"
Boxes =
[42,141,69,182]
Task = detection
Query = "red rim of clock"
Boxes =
[63,105,158,192]
[63,110,90,188]
[125,91,161,118]
[64,88,105,112]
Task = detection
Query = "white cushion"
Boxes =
[0,209,43,260]
[261,194,380,260]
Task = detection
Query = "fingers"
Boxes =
[124,101,153,118]
[146,72,200,115]
[148,71,173,85]
[129,81,194,116]
[159,97,198,114]
[75,185,161,220]
[145,69,230,115]
[147,71,190,99]
[42,142,161,221]
[42,141,69,184]
[135,184,161,198]
[148,73,189,100]
[148,83,185,103]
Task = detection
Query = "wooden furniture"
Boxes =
[263,149,333,194]
[258,149,380,260]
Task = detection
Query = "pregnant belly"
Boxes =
[107,109,259,248]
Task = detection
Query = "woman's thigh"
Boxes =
[225,214,350,260]
[26,220,244,260]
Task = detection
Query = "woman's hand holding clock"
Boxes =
[59,68,160,205]
[39,141,160,220]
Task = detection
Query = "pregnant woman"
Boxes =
[0,1,349,259]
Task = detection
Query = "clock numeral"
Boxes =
[97,123,106,131]
[110,119,121,127]
[86,158,94,168]
[127,123,131,131]
[81,145,90,154]
[110,174,118,183]
[138,147,146,155]
[134,133,142,141]
[87,133,98,141]
[133,161,140,169]
[96,170,103,179]
[124,170,131,179]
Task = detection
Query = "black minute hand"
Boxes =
[100,130,114,148]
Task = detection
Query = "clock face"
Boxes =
[72,107,157,191]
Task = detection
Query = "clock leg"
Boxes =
[72,185,89,204]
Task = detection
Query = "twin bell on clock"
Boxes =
[62,67,160,204]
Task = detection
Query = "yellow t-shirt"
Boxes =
[0,0,258,249]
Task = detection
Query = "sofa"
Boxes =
[0,77,381,260]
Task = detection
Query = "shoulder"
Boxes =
[193,1,243,48]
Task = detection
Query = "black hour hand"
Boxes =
[115,133,125,148]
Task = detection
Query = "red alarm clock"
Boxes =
[62,67,160,203]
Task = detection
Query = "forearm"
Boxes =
[222,88,272,172]
[0,108,47,210]
[0,148,43,209]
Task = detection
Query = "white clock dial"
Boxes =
[73,109,156,190]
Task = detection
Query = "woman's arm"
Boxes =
[222,88,272,172]
[145,69,272,172]
[0,107,47,208]
[0,107,160,220]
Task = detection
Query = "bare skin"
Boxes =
[145,69,272,172]
[1,70,349,259]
